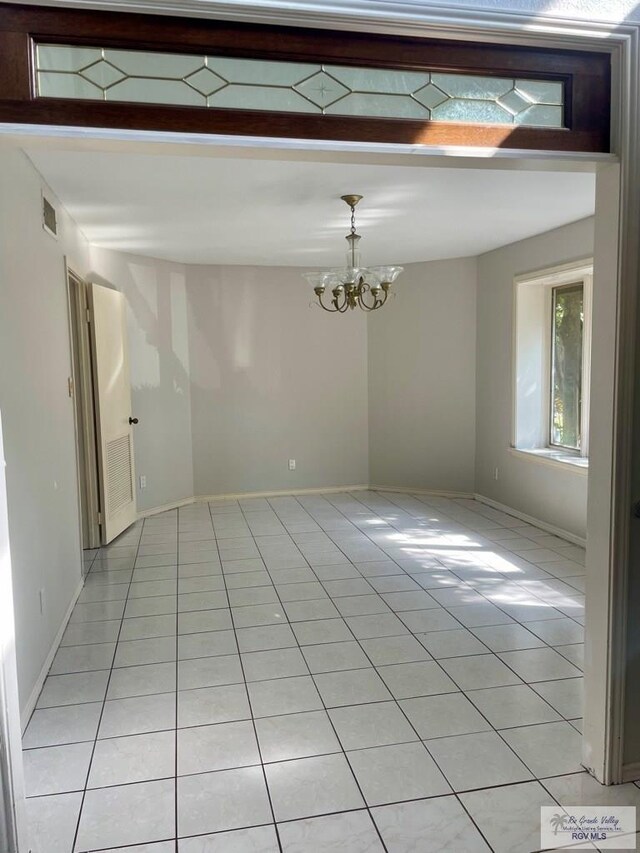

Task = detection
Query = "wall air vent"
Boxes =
[42,194,58,238]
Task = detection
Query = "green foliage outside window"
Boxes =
[551,283,583,450]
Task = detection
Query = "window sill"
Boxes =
[509,447,589,472]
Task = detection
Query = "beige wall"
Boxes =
[475,217,594,539]
[0,149,90,714]
[86,256,370,505]
[368,258,477,494]
[187,265,369,495]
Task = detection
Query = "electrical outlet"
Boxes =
[139,475,147,489]
[494,467,500,481]
[39,588,45,615]
[288,459,296,471]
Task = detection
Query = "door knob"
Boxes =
[129,417,139,425]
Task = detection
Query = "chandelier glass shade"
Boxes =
[304,195,403,313]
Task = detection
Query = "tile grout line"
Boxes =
[299,493,581,738]
[82,503,587,640]
[349,489,586,631]
[20,696,586,760]
[70,520,145,853]
[308,494,559,852]
[238,496,392,853]
[33,545,584,735]
[283,495,502,852]
[271,493,585,846]
[24,492,592,851]
[323,492,586,789]
[174,508,180,853]
[209,499,286,853]
[19,762,603,803]
[317,492,586,850]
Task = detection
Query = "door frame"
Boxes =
[0,0,637,798]
[66,264,102,551]
[0,413,29,853]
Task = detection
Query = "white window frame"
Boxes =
[512,258,593,465]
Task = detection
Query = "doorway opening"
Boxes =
[67,270,140,552]
[0,123,629,852]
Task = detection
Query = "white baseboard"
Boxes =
[137,496,198,518]
[370,485,475,499]
[475,493,586,548]
[21,574,85,732]
[138,484,371,518]
[622,762,640,783]
[197,484,371,502]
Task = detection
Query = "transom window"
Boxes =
[34,44,566,128]
[0,5,613,150]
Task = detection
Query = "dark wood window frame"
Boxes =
[0,3,611,152]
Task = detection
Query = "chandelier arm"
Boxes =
[368,289,389,310]
[334,293,349,312]
[374,291,388,310]
[358,287,381,311]
[357,280,374,311]
[316,292,340,313]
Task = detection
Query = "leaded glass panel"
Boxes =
[35,44,566,128]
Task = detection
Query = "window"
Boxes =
[550,282,584,450]
[513,260,592,466]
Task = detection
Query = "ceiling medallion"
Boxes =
[304,194,403,313]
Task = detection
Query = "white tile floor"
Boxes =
[22,491,640,852]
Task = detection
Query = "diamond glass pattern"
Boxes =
[35,45,565,128]
[186,67,227,97]
[80,61,126,89]
[413,83,448,110]
[295,71,349,108]
[497,88,532,116]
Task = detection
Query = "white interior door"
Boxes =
[89,283,137,544]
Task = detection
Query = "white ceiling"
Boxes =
[25,148,595,266]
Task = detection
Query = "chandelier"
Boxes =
[303,194,403,313]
